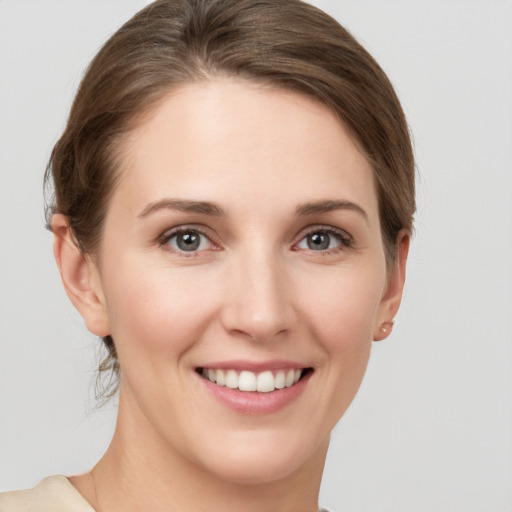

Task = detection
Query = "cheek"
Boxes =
[300,264,384,349]
[298,263,384,406]
[102,259,221,359]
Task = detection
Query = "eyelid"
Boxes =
[158,225,220,254]
[293,225,354,251]
[157,223,353,255]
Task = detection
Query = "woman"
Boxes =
[0,0,414,510]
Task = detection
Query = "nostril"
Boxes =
[219,275,296,343]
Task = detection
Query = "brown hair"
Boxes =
[45,0,415,401]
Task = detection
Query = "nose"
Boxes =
[220,247,296,343]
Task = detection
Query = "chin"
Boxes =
[204,455,306,486]
[191,428,329,486]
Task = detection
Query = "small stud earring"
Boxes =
[380,320,395,334]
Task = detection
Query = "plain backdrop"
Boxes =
[1,1,511,510]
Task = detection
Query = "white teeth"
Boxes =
[274,370,285,389]
[239,371,257,391]
[256,370,274,393]
[215,369,226,386]
[201,368,305,392]
[225,369,239,389]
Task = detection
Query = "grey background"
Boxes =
[1,1,511,510]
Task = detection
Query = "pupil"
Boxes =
[178,232,200,251]
[308,232,329,250]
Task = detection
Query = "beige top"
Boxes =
[0,476,332,511]
[0,476,94,512]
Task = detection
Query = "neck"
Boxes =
[75,390,328,512]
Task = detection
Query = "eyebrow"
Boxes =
[295,200,368,223]
[138,199,225,218]
[138,198,368,222]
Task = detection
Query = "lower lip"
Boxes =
[198,371,312,415]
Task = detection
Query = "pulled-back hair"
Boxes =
[45,0,415,402]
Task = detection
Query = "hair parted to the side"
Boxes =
[45,0,415,403]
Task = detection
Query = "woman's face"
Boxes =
[83,80,404,484]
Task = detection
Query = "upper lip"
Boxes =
[197,359,310,372]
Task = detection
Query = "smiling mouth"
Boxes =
[197,367,313,393]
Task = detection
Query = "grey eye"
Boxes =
[297,230,344,251]
[307,232,330,250]
[168,231,208,252]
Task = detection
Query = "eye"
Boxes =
[296,228,352,252]
[162,228,213,253]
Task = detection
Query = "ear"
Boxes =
[373,230,410,341]
[51,214,110,337]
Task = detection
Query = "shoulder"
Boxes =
[0,478,330,512]
[0,476,95,512]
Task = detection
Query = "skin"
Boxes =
[52,79,409,512]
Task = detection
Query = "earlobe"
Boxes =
[51,214,110,337]
[373,230,410,341]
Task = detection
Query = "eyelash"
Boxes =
[158,226,218,256]
[294,226,354,254]
[158,225,354,256]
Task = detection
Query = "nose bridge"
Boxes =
[222,242,293,341]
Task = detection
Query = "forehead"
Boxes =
[113,79,378,221]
